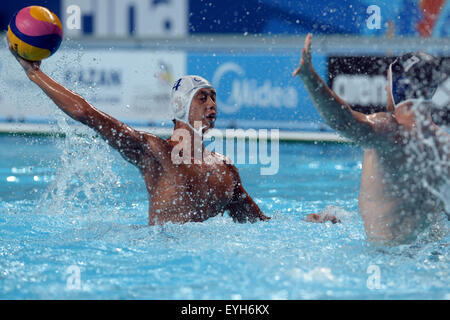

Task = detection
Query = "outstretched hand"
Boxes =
[292,33,313,78]
[7,39,41,73]
[305,212,341,224]
[258,212,271,222]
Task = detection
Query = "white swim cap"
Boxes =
[170,75,213,125]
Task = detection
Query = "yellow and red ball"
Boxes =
[7,6,63,61]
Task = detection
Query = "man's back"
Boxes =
[293,34,448,244]
[359,114,448,244]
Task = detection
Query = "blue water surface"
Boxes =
[0,133,448,299]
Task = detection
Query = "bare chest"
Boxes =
[175,163,236,200]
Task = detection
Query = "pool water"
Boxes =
[0,132,448,299]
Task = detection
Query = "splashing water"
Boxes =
[32,42,126,220]
[38,122,123,219]
[400,100,450,241]
[0,136,449,299]
[0,39,448,299]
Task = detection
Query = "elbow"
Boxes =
[323,117,351,136]
[69,99,92,124]
[71,104,86,121]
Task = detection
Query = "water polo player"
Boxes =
[7,43,270,225]
[293,34,449,245]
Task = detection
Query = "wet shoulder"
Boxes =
[139,131,173,161]
[209,152,240,178]
[210,152,232,164]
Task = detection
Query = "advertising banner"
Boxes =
[0,48,186,126]
[187,53,328,131]
[61,0,188,38]
[328,56,449,125]
[1,1,449,38]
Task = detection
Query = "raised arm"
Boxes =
[9,43,152,166]
[292,34,394,146]
[226,165,270,223]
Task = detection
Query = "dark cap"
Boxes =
[389,52,442,106]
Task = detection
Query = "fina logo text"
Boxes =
[62,0,187,37]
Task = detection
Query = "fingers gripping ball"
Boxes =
[7,6,63,61]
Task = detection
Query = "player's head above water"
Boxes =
[387,51,441,110]
[170,75,217,134]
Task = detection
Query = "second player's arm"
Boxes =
[293,34,394,146]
